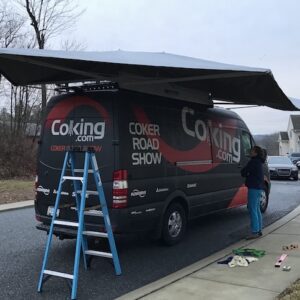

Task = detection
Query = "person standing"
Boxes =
[241,146,265,240]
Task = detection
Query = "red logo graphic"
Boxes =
[45,96,111,129]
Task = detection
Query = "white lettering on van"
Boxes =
[132,137,159,150]
[130,189,147,197]
[132,152,162,166]
[182,107,208,141]
[182,107,196,137]
[129,122,162,166]
[210,125,240,163]
[182,107,241,163]
[129,122,160,136]
[51,118,105,142]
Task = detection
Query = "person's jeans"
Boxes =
[247,188,263,233]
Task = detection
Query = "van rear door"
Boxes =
[36,93,115,220]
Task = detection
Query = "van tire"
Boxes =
[260,185,269,213]
[162,202,187,246]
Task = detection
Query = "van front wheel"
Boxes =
[260,186,269,213]
[162,202,187,246]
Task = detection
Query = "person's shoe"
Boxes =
[258,231,263,237]
[245,233,260,240]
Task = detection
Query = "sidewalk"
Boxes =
[0,200,34,212]
[118,206,300,300]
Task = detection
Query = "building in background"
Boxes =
[278,132,289,155]
[279,115,300,155]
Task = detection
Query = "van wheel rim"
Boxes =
[260,191,267,208]
[168,211,182,238]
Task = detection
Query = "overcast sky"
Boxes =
[55,0,300,134]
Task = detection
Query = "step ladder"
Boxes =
[37,147,121,299]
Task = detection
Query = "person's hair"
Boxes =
[252,146,266,162]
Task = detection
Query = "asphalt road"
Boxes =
[1,180,300,300]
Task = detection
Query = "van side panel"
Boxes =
[117,91,247,228]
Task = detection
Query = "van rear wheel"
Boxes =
[162,202,187,246]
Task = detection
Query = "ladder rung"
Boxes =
[74,169,94,173]
[83,231,108,238]
[84,210,103,217]
[54,220,79,227]
[75,190,99,196]
[62,176,83,181]
[44,270,74,280]
[85,250,113,258]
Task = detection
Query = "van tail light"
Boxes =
[112,170,128,208]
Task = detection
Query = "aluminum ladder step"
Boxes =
[82,231,108,238]
[62,176,83,181]
[75,190,99,196]
[84,210,103,217]
[54,220,79,227]
[74,169,94,173]
[44,270,74,280]
[84,250,113,258]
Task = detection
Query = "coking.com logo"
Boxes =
[45,96,111,143]
[132,104,240,173]
[51,118,105,142]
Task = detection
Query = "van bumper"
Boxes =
[35,203,161,238]
[35,209,130,238]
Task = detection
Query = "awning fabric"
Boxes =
[0,48,298,110]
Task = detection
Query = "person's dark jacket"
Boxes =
[241,156,264,189]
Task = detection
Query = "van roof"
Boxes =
[47,88,244,124]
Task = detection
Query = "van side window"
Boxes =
[241,131,252,157]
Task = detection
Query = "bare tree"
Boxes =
[0,2,26,48]
[61,39,86,51]
[16,0,84,117]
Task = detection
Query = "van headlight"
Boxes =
[269,167,276,171]
[292,166,298,171]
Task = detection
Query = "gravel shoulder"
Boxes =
[277,278,300,300]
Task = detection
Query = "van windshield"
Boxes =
[268,156,292,165]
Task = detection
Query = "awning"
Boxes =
[0,48,298,110]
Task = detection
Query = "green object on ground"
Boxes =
[233,248,266,258]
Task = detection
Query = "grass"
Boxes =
[0,178,35,204]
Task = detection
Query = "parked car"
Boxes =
[268,156,298,180]
[288,152,300,165]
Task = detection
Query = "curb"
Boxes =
[0,200,34,212]
[117,205,300,300]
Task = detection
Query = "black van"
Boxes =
[35,85,270,245]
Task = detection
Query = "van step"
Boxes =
[84,210,103,217]
[62,176,83,181]
[44,270,74,280]
[54,220,79,227]
[85,250,112,258]
[82,231,108,238]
